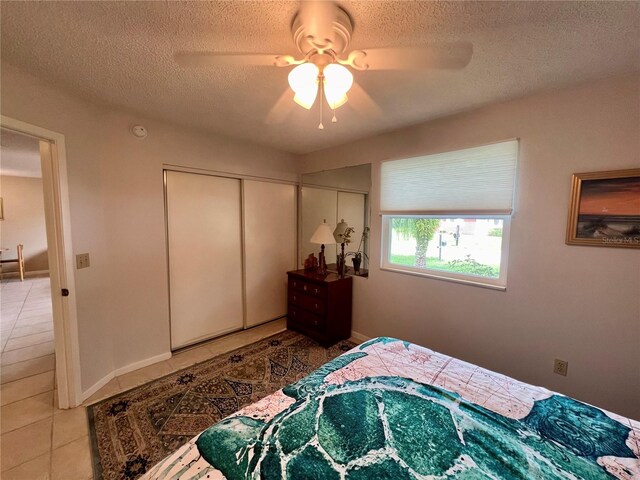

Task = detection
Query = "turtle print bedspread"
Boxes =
[143,337,640,479]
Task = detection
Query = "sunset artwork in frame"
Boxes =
[566,169,640,249]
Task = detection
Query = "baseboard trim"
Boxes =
[81,352,173,402]
[349,330,371,344]
[0,269,49,279]
[113,352,172,377]
[82,371,115,402]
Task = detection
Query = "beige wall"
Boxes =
[0,175,49,273]
[301,75,640,419]
[3,59,638,418]
[1,62,298,394]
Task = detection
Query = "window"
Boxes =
[380,140,518,289]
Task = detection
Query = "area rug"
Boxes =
[87,330,355,480]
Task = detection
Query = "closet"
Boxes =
[165,170,296,350]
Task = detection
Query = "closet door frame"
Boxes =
[163,167,298,349]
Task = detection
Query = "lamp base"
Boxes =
[337,242,346,278]
[318,244,328,274]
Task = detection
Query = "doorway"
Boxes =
[0,117,81,408]
[1,129,55,393]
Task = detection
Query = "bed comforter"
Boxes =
[143,337,640,479]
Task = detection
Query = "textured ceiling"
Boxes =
[1,1,639,154]
[0,129,41,178]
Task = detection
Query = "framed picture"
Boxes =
[566,169,640,248]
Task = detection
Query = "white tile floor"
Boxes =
[0,277,290,479]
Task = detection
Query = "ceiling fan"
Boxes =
[175,1,473,128]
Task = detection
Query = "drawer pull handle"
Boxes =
[293,282,297,287]
[293,295,297,301]
[314,303,318,309]
[303,285,308,291]
[314,288,319,294]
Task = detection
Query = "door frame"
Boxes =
[1,115,82,408]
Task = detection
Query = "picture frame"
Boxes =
[566,168,640,249]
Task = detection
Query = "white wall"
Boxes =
[0,62,297,394]
[0,175,49,273]
[300,75,640,419]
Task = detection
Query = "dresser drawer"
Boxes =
[288,305,325,330]
[289,278,326,298]
[287,269,352,348]
[288,290,326,315]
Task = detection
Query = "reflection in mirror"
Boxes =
[301,164,371,277]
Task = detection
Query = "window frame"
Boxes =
[380,214,511,291]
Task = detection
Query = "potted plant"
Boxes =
[345,227,370,274]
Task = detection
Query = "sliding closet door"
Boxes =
[244,180,297,327]
[166,171,243,349]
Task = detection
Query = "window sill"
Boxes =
[380,265,507,291]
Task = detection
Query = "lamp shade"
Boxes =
[333,219,349,243]
[323,64,353,110]
[310,220,336,245]
[289,63,319,110]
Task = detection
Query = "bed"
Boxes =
[143,337,640,479]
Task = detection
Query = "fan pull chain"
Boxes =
[318,77,324,130]
[332,108,337,123]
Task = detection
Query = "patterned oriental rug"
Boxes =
[87,330,354,480]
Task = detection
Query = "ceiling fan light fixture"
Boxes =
[323,63,353,110]
[289,63,319,109]
[325,92,348,110]
[293,90,318,110]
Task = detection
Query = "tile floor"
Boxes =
[0,277,288,480]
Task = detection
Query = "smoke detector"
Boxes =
[130,125,148,139]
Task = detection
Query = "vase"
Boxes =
[352,256,361,274]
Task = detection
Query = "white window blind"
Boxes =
[380,140,518,214]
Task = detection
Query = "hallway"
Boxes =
[0,275,93,480]
[1,275,54,386]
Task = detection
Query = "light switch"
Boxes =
[76,253,90,269]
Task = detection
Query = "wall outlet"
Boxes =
[76,253,90,269]
[554,359,568,376]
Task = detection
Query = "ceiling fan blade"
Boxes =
[265,89,295,125]
[348,83,382,118]
[174,52,302,68]
[341,43,473,71]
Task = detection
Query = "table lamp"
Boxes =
[310,219,336,274]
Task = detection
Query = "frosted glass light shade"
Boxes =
[310,220,336,245]
[289,63,320,109]
[293,90,318,110]
[323,64,353,109]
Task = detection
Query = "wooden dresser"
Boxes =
[286,269,352,347]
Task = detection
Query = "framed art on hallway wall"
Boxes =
[566,168,640,249]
